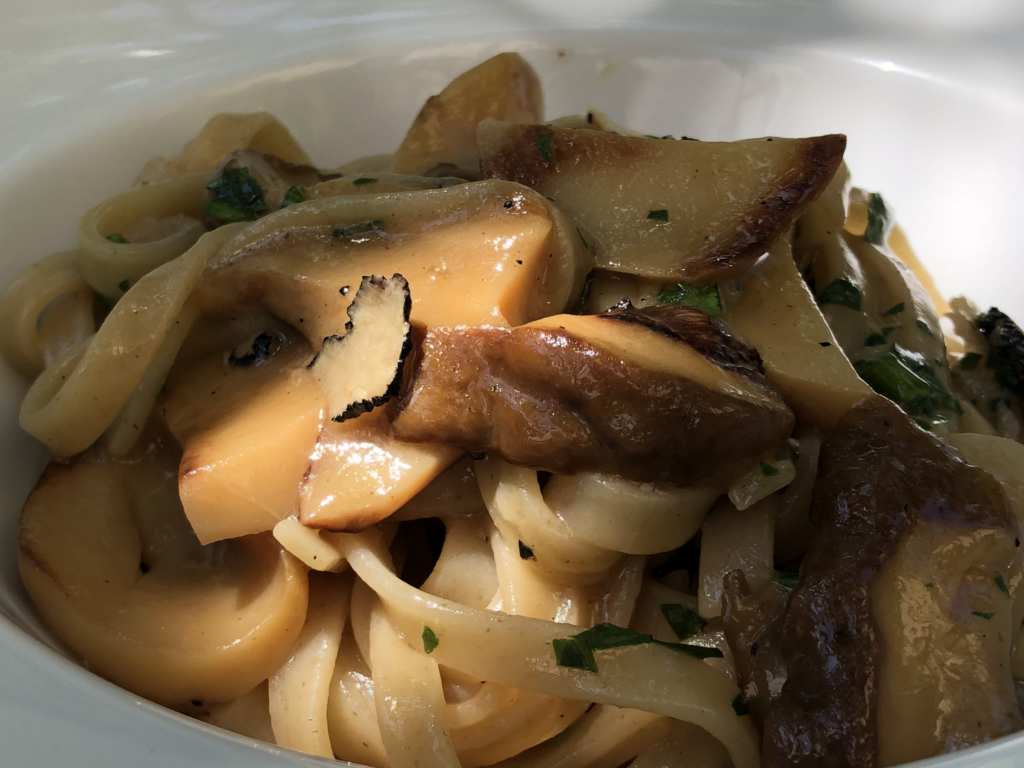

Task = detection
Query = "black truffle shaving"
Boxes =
[518,540,535,560]
[977,307,1024,400]
[308,274,412,422]
[228,332,274,367]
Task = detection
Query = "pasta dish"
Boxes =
[3,52,1024,768]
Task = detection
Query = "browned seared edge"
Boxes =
[762,398,1015,767]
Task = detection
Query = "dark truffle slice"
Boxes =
[308,273,412,422]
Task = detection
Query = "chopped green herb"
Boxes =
[553,637,598,672]
[732,693,750,716]
[959,352,983,371]
[916,319,935,338]
[854,344,961,420]
[422,626,439,654]
[280,185,306,207]
[204,166,267,222]
[352,177,377,186]
[924,582,934,588]
[105,233,129,244]
[760,461,779,477]
[118,279,130,293]
[537,131,554,162]
[914,418,933,431]
[657,282,721,317]
[864,192,890,245]
[972,611,995,620]
[647,209,669,222]
[774,571,800,590]
[660,604,707,641]
[333,219,383,239]
[576,227,591,252]
[865,332,887,347]
[552,622,722,673]
[817,278,862,311]
[995,574,1010,597]
[883,302,905,316]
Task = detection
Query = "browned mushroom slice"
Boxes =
[763,397,1022,767]
[203,148,338,227]
[478,121,845,281]
[390,304,794,485]
[308,274,412,423]
[160,322,325,544]
[392,52,544,176]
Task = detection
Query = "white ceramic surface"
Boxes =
[2,1,1023,765]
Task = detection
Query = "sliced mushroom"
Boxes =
[193,179,591,347]
[308,274,412,423]
[18,441,308,707]
[392,53,544,176]
[159,319,325,544]
[763,397,1022,767]
[390,303,794,485]
[720,238,872,431]
[298,408,463,532]
[478,121,845,281]
[203,149,339,227]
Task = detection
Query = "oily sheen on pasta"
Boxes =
[3,52,1024,768]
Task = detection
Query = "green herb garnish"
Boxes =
[817,278,862,311]
[105,233,129,244]
[657,282,721,317]
[774,571,800,590]
[280,185,306,207]
[660,604,707,641]
[537,132,554,162]
[864,192,890,245]
[118,279,130,293]
[854,344,961,420]
[552,622,723,674]
[760,461,779,477]
[647,209,669,222]
[865,332,887,347]
[204,167,267,222]
[883,302,905,316]
[916,319,935,338]
[333,219,383,239]
[576,227,591,252]
[995,574,1010,597]
[352,177,377,186]
[959,352,983,371]
[732,693,750,716]
[972,611,995,620]
[924,582,934,588]
[422,626,439,654]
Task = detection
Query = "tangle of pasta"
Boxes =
[5,52,1024,768]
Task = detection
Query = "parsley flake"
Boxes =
[854,344,961,421]
[817,278,862,311]
[660,604,707,640]
[552,622,722,674]
[422,626,439,654]
[537,132,554,162]
[995,574,1010,597]
[576,227,591,252]
[760,461,779,477]
[864,193,890,245]
[647,209,669,222]
[865,332,887,347]
[204,167,267,223]
[774,571,800,590]
[657,282,721,317]
[916,319,936,338]
[105,233,129,244]
[118,279,130,293]
[972,611,995,620]
[280,185,306,207]
[352,177,377,186]
[883,302,905,316]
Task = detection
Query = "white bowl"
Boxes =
[2,1,1023,765]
